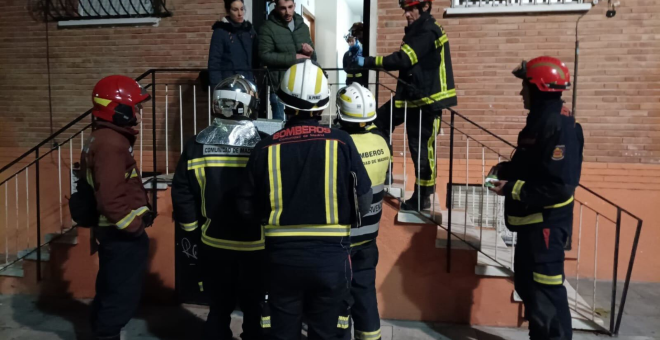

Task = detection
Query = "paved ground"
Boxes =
[0,292,658,340]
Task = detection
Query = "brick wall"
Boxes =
[0,0,659,165]
[377,0,660,164]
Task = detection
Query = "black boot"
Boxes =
[402,186,433,211]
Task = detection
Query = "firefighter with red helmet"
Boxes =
[490,56,584,340]
[80,75,154,340]
[356,0,457,210]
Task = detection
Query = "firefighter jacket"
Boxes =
[171,116,266,251]
[344,125,391,247]
[364,12,457,111]
[498,99,584,232]
[81,121,150,234]
[238,118,372,266]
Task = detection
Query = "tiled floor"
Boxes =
[0,291,658,340]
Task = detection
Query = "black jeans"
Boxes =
[514,225,573,340]
[91,228,149,338]
[201,246,265,340]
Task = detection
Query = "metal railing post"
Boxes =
[35,149,41,281]
[447,111,455,272]
[593,214,600,321]
[417,109,422,211]
[575,204,584,311]
[180,86,184,153]
[610,208,622,332]
[165,85,169,176]
[464,138,469,238]
[140,109,144,177]
[615,219,643,334]
[25,169,29,249]
[151,71,158,215]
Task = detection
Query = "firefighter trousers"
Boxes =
[514,225,573,340]
[349,240,381,340]
[375,100,441,194]
[265,253,352,340]
[201,246,265,340]
[91,228,149,339]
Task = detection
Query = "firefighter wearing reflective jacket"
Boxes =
[336,83,390,340]
[357,0,457,210]
[490,56,584,340]
[81,75,154,340]
[342,22,367,87]
[172,75,265,340]
[237,60,373,340]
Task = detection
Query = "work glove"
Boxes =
[356,56,365,67]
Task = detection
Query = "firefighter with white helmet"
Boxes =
[336,83,390,340]
[237,60,373,339]
[172,75,266,340]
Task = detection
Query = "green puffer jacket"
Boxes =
[259,11,317,90]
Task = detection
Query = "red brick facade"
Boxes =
[1,0,659,163]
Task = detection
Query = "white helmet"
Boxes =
[336,83,376,123]
[277,60,330,113]
[213,75,259,117]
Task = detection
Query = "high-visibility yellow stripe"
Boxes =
[125,169,139,179]
[315,67,323,94]
[355,329,382,340]
[533,272,563,285]
[401,44,418,65]
[325,140,338,224]
[202,227,265,251]
[394,89,457,108]
[435,34,449,49]
[93,97,112,107]
[268,145,283,226]
[98,215,114,227]
[347,73,363,78]
[343,111,375,118]
[86,169,94,187]
[187,156,248,170]
[440,43,447,93]
[180,221,198,232]
[544,196,574,209]
[351,239,374,247]
[288,64,297,92]
[261,316,271,328]
[507,213,543,226]
[375,56,383,67]
[417,116,441,188]
[116,206,150,230]
[337,316,350,329]
[512,180,525,201]
[198,281,204,292]
[194,168,207,220]
[265,224,350,237]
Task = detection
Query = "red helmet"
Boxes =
[513,56,571,92]
[399,0,433,8]
[92,75,150,126]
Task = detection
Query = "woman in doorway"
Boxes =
[208,0,258,90]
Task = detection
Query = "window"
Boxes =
[446,0,592,15]
[46,0,171,27]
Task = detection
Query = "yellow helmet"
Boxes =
[277,60,330,112]
[336,83,376,123]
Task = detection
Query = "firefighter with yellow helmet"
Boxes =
[237,59,373,340]
[336,83,390,340]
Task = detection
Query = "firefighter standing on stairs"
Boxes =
[81,75,154,340]
[489,56,584,340]
[171,75,266,340]
[356,0,457,211]
[342,22,368,87]
[336,83,390,340]
[237,60,373,340]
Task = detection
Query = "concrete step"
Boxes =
[45,227,79,245]
[0,260,24,277]
[17,246,50,262]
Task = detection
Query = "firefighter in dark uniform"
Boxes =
[342,22,367,87]
[356,0,457,210]
[336,83,390,340]
[237,60,373,340]
[172,75,265,340]
[490,56,584,340]
[81,75,154,340]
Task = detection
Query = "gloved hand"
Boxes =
[142,212,155,229]
[356,56,365,67]
[349,43,360,54]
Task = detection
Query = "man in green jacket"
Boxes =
[259,0,316,120]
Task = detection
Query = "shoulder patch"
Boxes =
[552,145,565,161]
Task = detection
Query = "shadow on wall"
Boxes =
[10,234,205,339]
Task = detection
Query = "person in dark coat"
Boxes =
[208,0,258,90]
